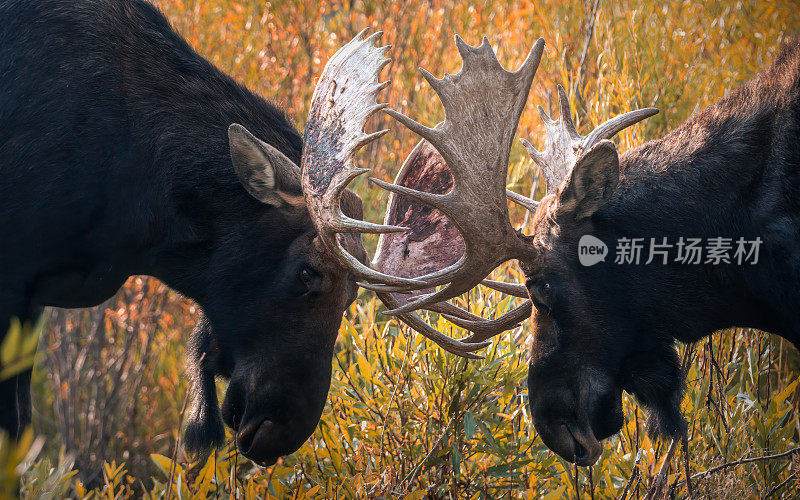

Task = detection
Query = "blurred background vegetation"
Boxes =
[2,0,800,498]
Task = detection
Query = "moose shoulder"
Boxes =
[523,39,800,465]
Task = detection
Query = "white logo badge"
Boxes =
[578,235,608,267]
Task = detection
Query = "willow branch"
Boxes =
[671,446,800,489]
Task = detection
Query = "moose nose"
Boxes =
[566,424,603,466]
[237,418,281,466]
[573,437,588,463]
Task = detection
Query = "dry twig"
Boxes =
[618,449,643,500]
[671,446,800,490]
[645,438,679,499]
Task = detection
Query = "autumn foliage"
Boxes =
[2,0,800,498]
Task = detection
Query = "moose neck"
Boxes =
[596,62,800,346]
[117,22,305,305]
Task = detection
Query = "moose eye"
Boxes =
[537,283,551,301]
[530,282,552,310]
[297,267,322,296]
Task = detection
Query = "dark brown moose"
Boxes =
[0,0,540,466]
[306,28,800,468]
[519,40,800,465]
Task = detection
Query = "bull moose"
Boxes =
[0,0,540,465]
[378,36,800,466]
[520,40,800,465]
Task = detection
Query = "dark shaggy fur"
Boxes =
[525,38,800,464]
[1,0,358,465]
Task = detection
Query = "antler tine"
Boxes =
[520,138,544,167]
[382,279,486,315]
[481,279,529,298]
[383,109,442,146]
[581,107,660,150]
[516,36,547,80]
[557,84,579,133]
[523,85,659,195]
[453,34,469,55]
[447,300,533,343]
[425,299,531,339]
[506,189,539,212]
[357,248,472,294]
[453,34,487,61]
[425,301,484,321]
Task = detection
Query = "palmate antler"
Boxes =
[363,35,545,315]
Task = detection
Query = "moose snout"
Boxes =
[565,423,603,466]
[219,346,334,465]
[236,416,316,466]
[536,421,603,466]
[222,380,329,465]
[236,418,282,466]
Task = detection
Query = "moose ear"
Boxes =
[556,140,620,220]
[228,123,304,206]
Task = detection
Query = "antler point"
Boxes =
[353,28,369,41]
[363,30,383,46]
[537,105,553,123]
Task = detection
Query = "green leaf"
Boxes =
[542,485,567,500]
[476,420,500,454]
[1,318,40,381]
[150,454,176,478]
[775,379,798,406]
[451,444,461,473]
[464,411,476,441]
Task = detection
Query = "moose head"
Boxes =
[518,89,662,466]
